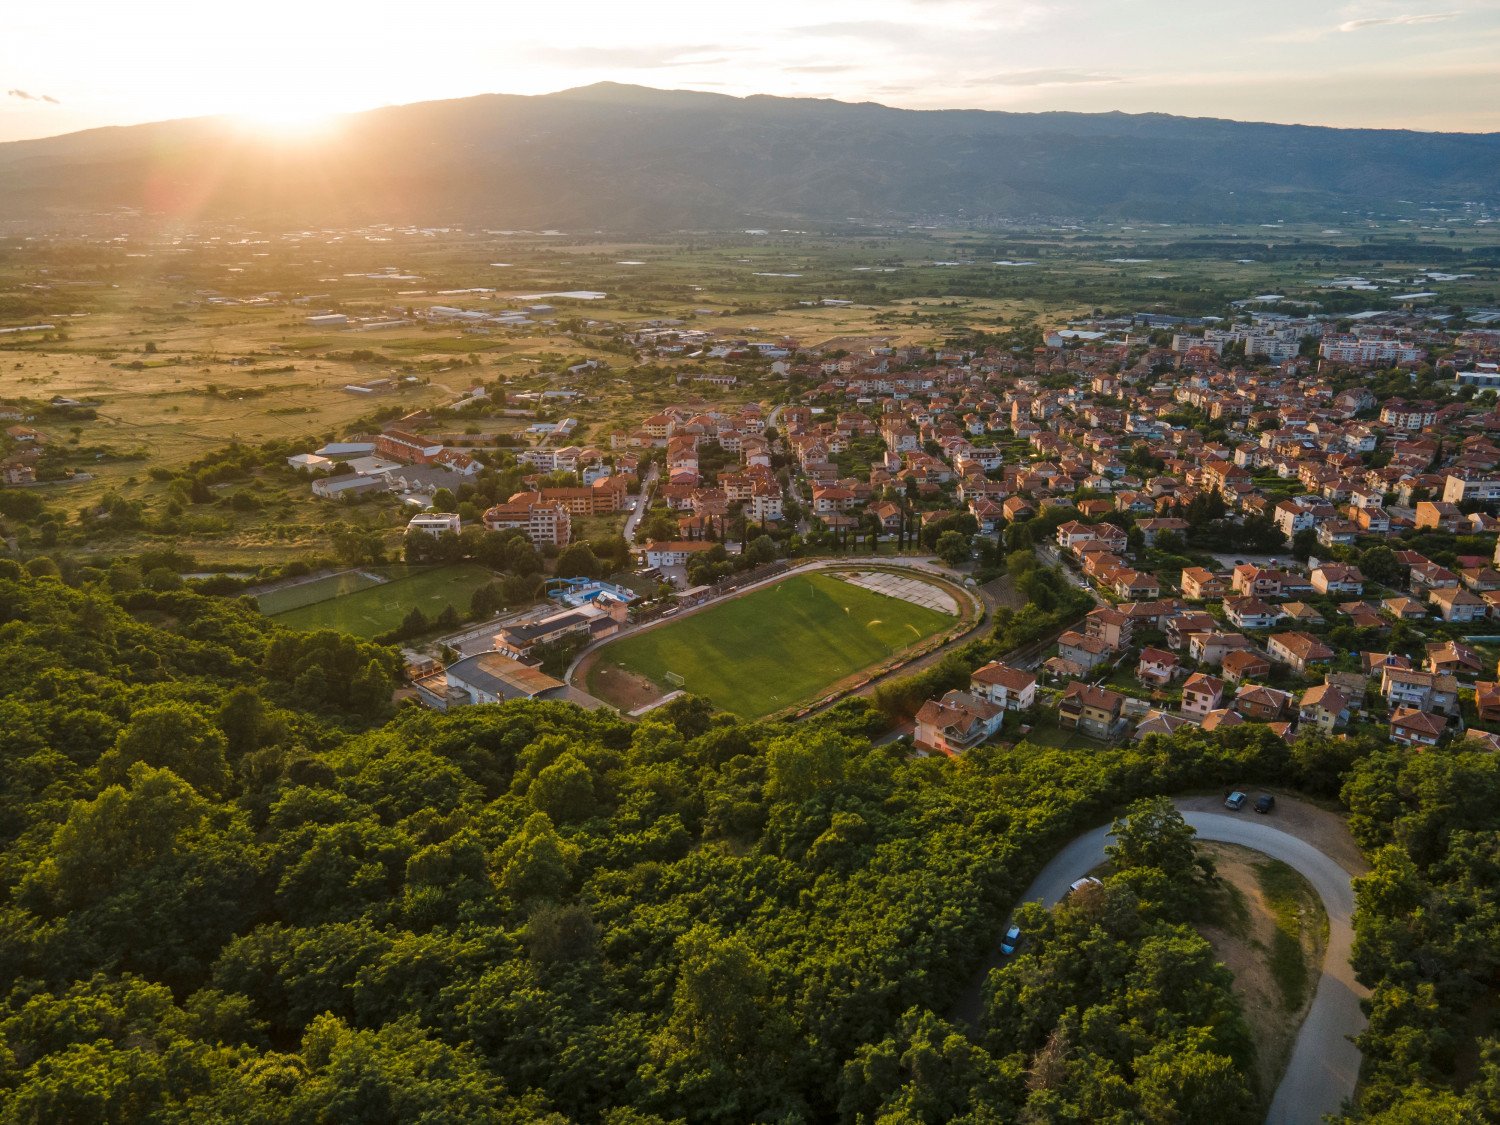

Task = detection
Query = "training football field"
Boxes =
[588,572,951,718]
[263,564,498,638]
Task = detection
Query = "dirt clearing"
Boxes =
[1196,841,1330,1103]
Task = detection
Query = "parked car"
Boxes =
[1224,791,1247,811]
[1255,794,1276,814]
[1068,876,1104,895]
[1000,925,1021,955]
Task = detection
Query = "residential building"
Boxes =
[1380,667,1460,716]
[1180,672,1226,721]
[1056,630,1112,673]
[483,500,572,547]
[1430,586,1489,623]
[1266,631,1335,674]
[969,662,1038,711]
[1057,682,1128,740]
[914,690,1006,755]
[1298,684,1351,733]
[1390,708,1447,748]
[406,512,461,537]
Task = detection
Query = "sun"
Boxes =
[234,102,340,137]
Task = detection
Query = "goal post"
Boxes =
[664,671,686,689]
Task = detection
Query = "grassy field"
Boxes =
[256,570,386,615]
[266,563,498,637]
[1198,842,1329,1105]
[588,572,950,718]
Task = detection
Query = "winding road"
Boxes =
[954,800,1367,1125]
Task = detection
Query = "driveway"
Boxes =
[953,798,1366,1125]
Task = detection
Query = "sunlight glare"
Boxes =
[235,102,340,137]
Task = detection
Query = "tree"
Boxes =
[22,763,211,911]
[1359,544,1406,588]
[490,812,577,904]
[99,703,231,797]
[1106,797,1214,914]
[935,530,971,567]
[655,925,772,1065]
[527,753,596,824]
[745,534,777,566]
[555,543,600,579]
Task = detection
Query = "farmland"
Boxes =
[263,563,498,637]
[584,571,952,718]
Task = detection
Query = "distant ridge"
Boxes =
[1,82,1497,229]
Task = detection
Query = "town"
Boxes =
[7,272,1482,754]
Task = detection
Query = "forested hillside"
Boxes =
[2,83,1497,228]
[0,559,1498,1121]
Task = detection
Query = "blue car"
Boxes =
[1000,925,1022,955]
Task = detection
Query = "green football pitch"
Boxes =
[588,571,952,718]
[263,564,498,638]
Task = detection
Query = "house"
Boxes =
[1425,641,1485,679]
[1281,602,1326,627]
[1112,570,1161,600]
[1409,561,1460,592]
[1189,631,1252,666]
[1338,601,1387,630]
[1429,586,1489,624]
[1180,567,1229,600]
[1474,681,1500,724]
[914,690,1006,755]
[1224,596,1284,630]
[1380,667,1459,716]
[1266,632,1335,674]
[1381,596,1428,622]
[1136,647,1181,686]
[1200,708,1246,733]
[1134,517,1190,546]
[1414,500,1464,532]
[1298,684,1351,733]
[1234,683,1294,722]
[1084,607,1133,650]
[1311,564,1365,597]
[1057,682,1128,740]
[1221,649,1272,682]
[406,512,461,537]
[1056,631,1112,673]
[1363,651,1413,676]
[1466,729,1500,752]
[1133,710,1193,741]
[1180,672,1226,721]
[1390,708,1448,748]
[969,662,1037,711]
[1165,612,1217,649]
[638,540,719,569]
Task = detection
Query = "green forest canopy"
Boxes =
[0,561,1497,1122]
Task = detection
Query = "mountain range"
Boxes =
[2,83,1498,230]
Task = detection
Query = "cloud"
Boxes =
[797,20,924,39]
[7,88,60,104]
[782,64,859,74]
[529,44,738,69]
[1338,11,1460,32]
[976,68,1122,86]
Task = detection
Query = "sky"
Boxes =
[3,0,1498,143]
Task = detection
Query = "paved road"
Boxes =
[955,804,1365,1125]
[623,464,658,542]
